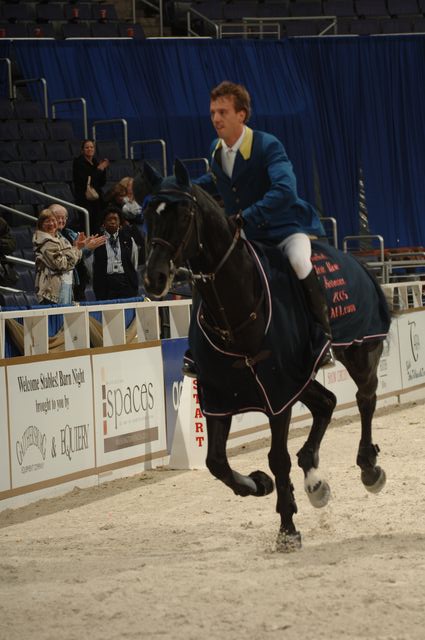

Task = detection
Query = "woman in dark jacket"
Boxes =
[72,139,109,235]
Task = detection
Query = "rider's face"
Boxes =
[210,96,246,147]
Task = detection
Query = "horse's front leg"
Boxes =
[205,415,274,497]
[340,341,386,493]
[296,379,336,508]
[268,410,301,552]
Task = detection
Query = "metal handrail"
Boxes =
[13,77,48,118]
[320,217,338,248]
[0,203,37,225]
[0,177,90,236]
[92,118,128,159]
[51,97,88,139]
[0,57,13,98]
[138,0,163,36]
[130,139,167,176]
[219,21,280,39]
[343,234,385,281]
[187,7,219,38]
[242,14,337,37]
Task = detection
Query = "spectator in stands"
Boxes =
[33,209,82,305]
[49,203,107,301]
[193,80,334,367]
[72,139,109,235]
[105,179,145,265]
[119,176,143,223]
[0,215,18,288]
[92,207,139,301]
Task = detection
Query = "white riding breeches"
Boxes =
[278,232,313,280]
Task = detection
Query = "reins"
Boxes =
[149,189,264,347]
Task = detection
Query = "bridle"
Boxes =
[148,187,263,347]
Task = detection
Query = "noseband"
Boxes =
[150,188,201,266]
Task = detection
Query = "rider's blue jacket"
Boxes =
[194,127,325,243]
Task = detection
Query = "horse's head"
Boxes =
[141,159,200,298]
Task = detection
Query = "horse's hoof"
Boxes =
[276,529,302,553]
[362,466,386,493]
[304,470,331,508]
[249,470,274,496]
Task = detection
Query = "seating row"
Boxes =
[187,0,425,21]
[0,3,119,23]
[0,21,145,39]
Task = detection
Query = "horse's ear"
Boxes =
[174,159,191,189]
[133,161,163,204]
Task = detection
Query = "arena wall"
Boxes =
[0,288,424,510]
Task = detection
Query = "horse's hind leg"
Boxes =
[205,415,274,497]
[296,379,336,508]
[269,410,302,551]
[338,341,386,493]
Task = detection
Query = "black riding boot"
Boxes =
[300,269,335,367]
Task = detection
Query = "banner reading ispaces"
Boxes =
[7,356,94,489]
[92,345,167,467]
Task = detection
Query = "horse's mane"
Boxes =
[192,183,227,221]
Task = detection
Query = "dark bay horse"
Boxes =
[138,160,391,552]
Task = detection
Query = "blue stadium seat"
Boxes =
[18,141,46,162]
[0,161,26,182]
[0,98,14,120]
[50,160,73,182]
[18,183,46,206]
[323,0,356,17]
[14,101,45,120]
[44,182,75,203]
[22,161,54,183]
[108,159,135,181]
[45,141,73,162]
[90,23,119,37]
[36,3,65,22]
[62,22,91,38]
[355,0,388,17]
[0,120,20,140]
[350,17,381,33]
[19,121,49,141]
[0,142,20,162]
[290,0,323,17]
[3,3,34,21]
[0,183,19,204]
[91,3,118,20]
[47,120,76,140]
[117,22,146,38]
[96,140,123,161]
[380,17,413,33]
[64,3,93,21]
[387,0,420,17]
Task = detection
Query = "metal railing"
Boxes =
[92,118,129,159]
[130,139,167,176]
[52,97,88,139]
[13,77,49,118]
[0,177,90,236]
[0,57,13,98]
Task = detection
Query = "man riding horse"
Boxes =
[184,80,334,374]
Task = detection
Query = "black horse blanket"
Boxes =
[189,240,391,418]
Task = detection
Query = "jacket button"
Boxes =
[232,187,236,192]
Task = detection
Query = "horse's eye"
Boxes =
[156,202,166,214]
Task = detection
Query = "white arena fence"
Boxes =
[0,282,424,511]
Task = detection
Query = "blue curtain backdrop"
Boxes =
[1,36,425,247]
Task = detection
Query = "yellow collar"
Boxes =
[213,127,253,160]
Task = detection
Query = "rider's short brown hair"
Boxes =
[210,81,251,123]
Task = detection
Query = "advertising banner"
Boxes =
[7,356,94,489]
[161,337,188,452]
[377,321,402,395]
[398,311,425,389]
[0,366,10,492]
[92,345,167,467]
